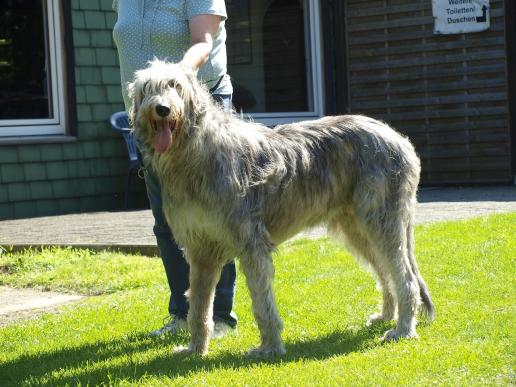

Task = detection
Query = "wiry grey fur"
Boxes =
[129,60,435,358]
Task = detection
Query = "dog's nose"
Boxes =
[156,104,171,117]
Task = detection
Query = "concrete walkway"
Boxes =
[0,286,84,327]
[1,186,515,256]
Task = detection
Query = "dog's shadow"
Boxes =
[0,323,391,385]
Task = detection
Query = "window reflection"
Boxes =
[227,0,313,115]
[0,0,52,120]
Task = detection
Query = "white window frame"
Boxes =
[251,0,324,126]
[0,0,66,137]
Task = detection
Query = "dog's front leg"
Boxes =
[174,258,222,356]
[240,254,285,358]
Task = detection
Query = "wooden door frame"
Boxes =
[321,0,348,115]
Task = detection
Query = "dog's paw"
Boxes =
[247,344,286,359]
[367,313,389,326]
[173,345,208,356]
[173,345,194,355]
[381,328,418,342]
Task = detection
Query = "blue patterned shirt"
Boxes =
[112,0,232,111]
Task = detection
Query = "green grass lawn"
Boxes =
[0,213,514,386]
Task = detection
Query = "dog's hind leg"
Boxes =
[329,214,396,325]
[365,264,397,326]
[176,256,222,356]
[240,251,285,358]
[367,213,421,341]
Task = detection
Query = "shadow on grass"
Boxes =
[0,323,391,385]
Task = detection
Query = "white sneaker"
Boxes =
[150,315,188,337]
[212,320,237,339]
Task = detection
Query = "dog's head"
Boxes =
[128,59,207,155]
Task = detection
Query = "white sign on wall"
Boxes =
[432,0,490,34]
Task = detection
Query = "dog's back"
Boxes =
[243,115,420,243]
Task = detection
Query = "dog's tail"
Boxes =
[407,215,436,322]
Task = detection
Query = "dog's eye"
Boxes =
[143,81,152,93]
[169,81,182,93]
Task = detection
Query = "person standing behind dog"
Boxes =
[112,0,237,337]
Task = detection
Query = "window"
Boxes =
[0,0,66,137]
[226,0,324,125]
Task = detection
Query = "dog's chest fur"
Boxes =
[158,170,243,256]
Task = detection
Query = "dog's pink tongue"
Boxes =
[154,120,172,154]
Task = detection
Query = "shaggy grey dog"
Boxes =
[129,60,435,358]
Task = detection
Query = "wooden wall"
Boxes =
[341,0,512,184]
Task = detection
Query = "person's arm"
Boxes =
[180,14,221,71]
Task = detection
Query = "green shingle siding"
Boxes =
[91,31,114,48]
[84,11,106,30]
[96,48,118,66]
[101,139,126,158]
[84,85,107,103]
[82,123,102,140]
[0,185,8,203]
[1,147,19,163]
[81,141,102,159]
[8,183,31,202]
[18,145,42,163]
[58,198,81,214]
[67,162,90,180]
[1,164,25,183]
[0,204,14,219]
[107,86,123,103]
[13,201,37,219]
[96,176,124,194]
[77,104,93,122]
[99,0,114,12]
[75,47,97,66]
[102,67,121,84]
[104,12,118,29]
[71,10,86,29]
[24,163,47,181]
[46,162,69,180]
[62,143,85,160]
[73,30,91,47]
[35,200,60,217]
[30,181,54,200]
[40,144,65,161]
[78,178,98,196]
[79,67,103,84]
[0,2,145,219]
[52,180,77,198]
[92,104,113,123]
[79,0,100,11]
[75,86,87,103]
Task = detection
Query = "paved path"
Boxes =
[1,186,515,256]
[0,286,84,327]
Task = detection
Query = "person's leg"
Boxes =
[213,258,237,327]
